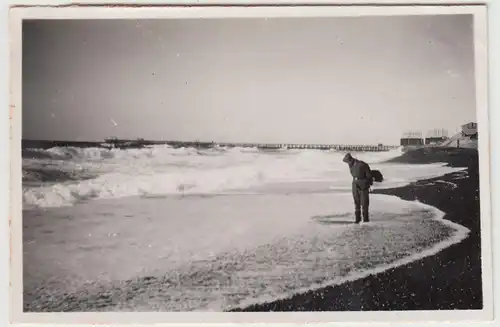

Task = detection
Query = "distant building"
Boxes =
[424,128,448,145]
[400,138,424,146]
[425,136,448,145]
[400,130,424,146]
[461,122,478,138]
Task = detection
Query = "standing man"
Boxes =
[343,153,373,224]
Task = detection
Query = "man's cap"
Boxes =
[343,153,353,162]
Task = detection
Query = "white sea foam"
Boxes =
[23,193,470,311]
[22,146,466,208]
[232,198,470,311]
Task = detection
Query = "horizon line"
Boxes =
[21,138,402,146]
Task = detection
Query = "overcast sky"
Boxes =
[22,15,477,144]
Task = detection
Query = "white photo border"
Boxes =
[8,3,493,325]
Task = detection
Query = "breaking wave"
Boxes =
[22,145,464,209]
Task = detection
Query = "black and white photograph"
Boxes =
[9,4,492,324]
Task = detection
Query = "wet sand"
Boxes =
[233,147,482,311]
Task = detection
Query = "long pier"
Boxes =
[101,139,398,152]
[221,143,397,152]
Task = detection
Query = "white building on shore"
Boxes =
[461,122,478,138]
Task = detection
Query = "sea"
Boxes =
[22,143,470,311]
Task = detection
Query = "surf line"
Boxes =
[229,196,470,312]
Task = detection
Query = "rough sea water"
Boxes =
[22,145,470,311]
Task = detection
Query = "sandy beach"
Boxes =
[234,147,482,311]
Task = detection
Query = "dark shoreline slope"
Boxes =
[233,147,482,311]
[387,146,479,168]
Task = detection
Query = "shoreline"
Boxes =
[232,147,482,311]
[22,147,483,312]
[23,192,462,312]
